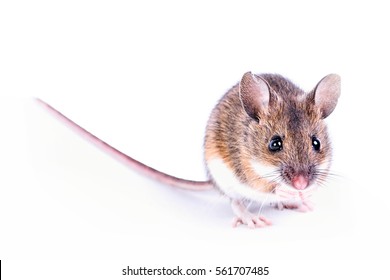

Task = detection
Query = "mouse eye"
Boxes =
[269,136,283,152]
[312,136,321,151]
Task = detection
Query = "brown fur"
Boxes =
[204,74,332,193]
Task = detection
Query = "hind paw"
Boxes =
[231,200,272,229]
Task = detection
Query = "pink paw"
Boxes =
[230,199,272,229]
[232,214,272,229]
[277,200,314,212]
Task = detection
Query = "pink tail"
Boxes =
[35,98,213,191]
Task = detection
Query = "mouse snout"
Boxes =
[282,165,312,190]
[291,175,309,190]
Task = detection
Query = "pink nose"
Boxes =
[292,175,309,190]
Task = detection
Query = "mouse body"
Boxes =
[205,72,340,227]
[36,71,340,229]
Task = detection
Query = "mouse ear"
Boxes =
[312,74,341,119]
[239,72,270,120]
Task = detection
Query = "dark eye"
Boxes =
[312,136,321,151]
[269,136,283,152]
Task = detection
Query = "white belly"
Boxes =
[206,158,281,203]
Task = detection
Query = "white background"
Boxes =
[1,0,390,279]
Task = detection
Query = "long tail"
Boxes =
[35,98,213,191]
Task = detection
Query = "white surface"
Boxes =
[1,0,390,278]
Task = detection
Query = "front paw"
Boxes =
[276,200,314,212]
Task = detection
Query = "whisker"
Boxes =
[268,175,284,186]
[257,184,278,216]
[260,171,281,179]
[246,200,253,211]
[257,191,272,216]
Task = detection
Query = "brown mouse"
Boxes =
[36,71,340,229]
[204,72,340,228]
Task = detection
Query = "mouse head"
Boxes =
[239,72,340,191]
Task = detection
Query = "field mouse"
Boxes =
[36,71,340,229]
